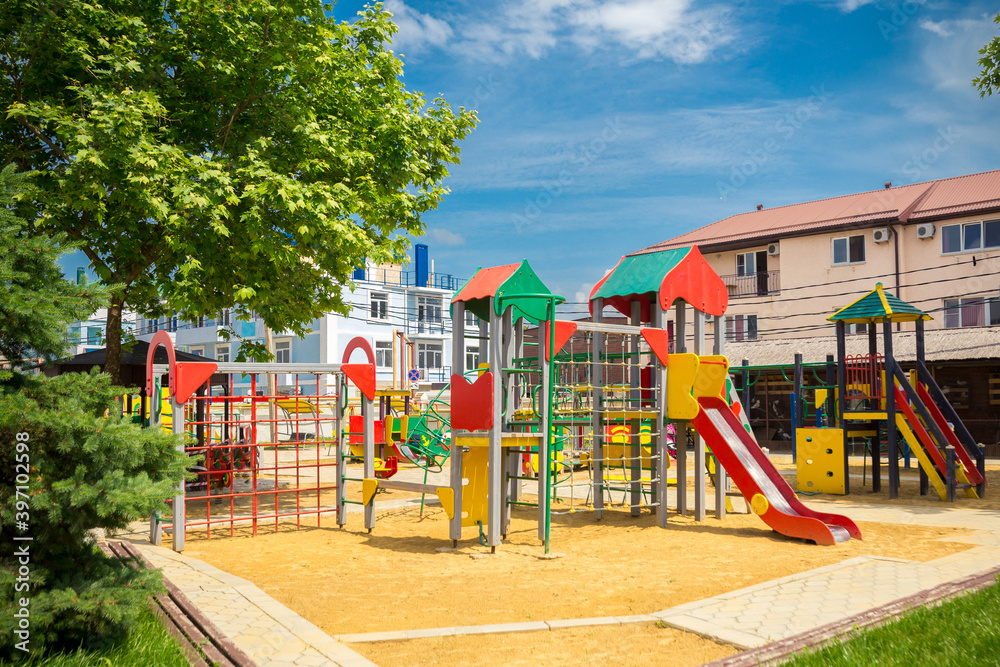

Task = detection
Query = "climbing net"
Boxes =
[512,325,673,516]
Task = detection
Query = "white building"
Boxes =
[60,263,137,356]
[135,245,474,395]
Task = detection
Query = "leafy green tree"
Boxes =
[1,0,477,382]
[974,12,1000,97]
[0,166,188,659]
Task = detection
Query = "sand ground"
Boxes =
[178,498,974,666]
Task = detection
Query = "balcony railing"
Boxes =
[356,268,464,291]
[721,270,780,298]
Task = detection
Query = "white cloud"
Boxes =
[918,19,952,37]
[427,228,465,246]
[384,0,453,54]
[382,0,738,65]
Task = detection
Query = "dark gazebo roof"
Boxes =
[47,340,215,387]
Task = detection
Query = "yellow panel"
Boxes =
[457,434,543,449]
[667,353,700,421]
[602,410,659,421]
[796,428,846,494]
[435,487,455,520]
[456,435,490,448]
[461,445,489,528]
[843,412,888,420]
[693,355,729,399]
[815,389,828,408]
[362,478,379,505]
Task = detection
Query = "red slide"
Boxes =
[914,383,984,486]
[691,396,862,546]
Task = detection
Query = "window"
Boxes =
[370,291,389,321]
[216,345,230,363]
[465,311,479,327]
[150,318,159,333]
[196,316,206,328]
[416,296,443,333]
[941,220,1000,254]
[275,340,291,363]
[736,252,757,276]
[943,297,1000,328]
[190,347,204,356]
[846,323,868,335]
[218,309,232,327]
[466,345,479,371]
[832,235,865,266]
[375,341,392,368]
[725,315,758,341]
[417,342,443,369]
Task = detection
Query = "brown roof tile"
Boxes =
[634,169,1000,255]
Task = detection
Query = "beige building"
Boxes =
[639,169,1000,342]
[634,169,1000,449]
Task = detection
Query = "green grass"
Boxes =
[14,607,190,667]
[784,579,1000,666]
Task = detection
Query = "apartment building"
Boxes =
[134,244,471,394]
[638,169,1000,343]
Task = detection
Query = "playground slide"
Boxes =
[892,384,978,499]
[691,396,862,546]
[913,382,984,488]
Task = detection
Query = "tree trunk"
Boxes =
[105,295,124,386]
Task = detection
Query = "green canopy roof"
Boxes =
[828,283,931,324]
[591,247,690,302]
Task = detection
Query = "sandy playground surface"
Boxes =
[772,457,1000,510]
[177,495,976,666]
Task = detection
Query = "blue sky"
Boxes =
[331,0,1000,310]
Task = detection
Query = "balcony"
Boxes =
[721,270,780,299]
[355,267,464,291]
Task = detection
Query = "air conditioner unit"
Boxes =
[767,243,780,257]
[872,227,891,243]
[916,223,936,239]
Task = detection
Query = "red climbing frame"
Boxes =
[168,372,341,540]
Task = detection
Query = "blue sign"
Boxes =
[408,369,421,382]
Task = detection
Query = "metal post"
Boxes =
[537,315,550,542]
[335,374,346,525]
[656,305,670,527]
[883,318,898,500]
[714,315,726,520]
[693,307,705,523]
[676,302,687,516]
[449,301,465,545]
[946,445,957,503]
[592,298,605,519]
[793,352,803,463]
[171,394,186,552]
[362,393,375,531]
[488,305,503,549]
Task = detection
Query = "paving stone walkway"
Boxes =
[655,501,1000,649]
[131,539,375,667]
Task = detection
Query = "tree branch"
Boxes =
[15,116,71,163]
